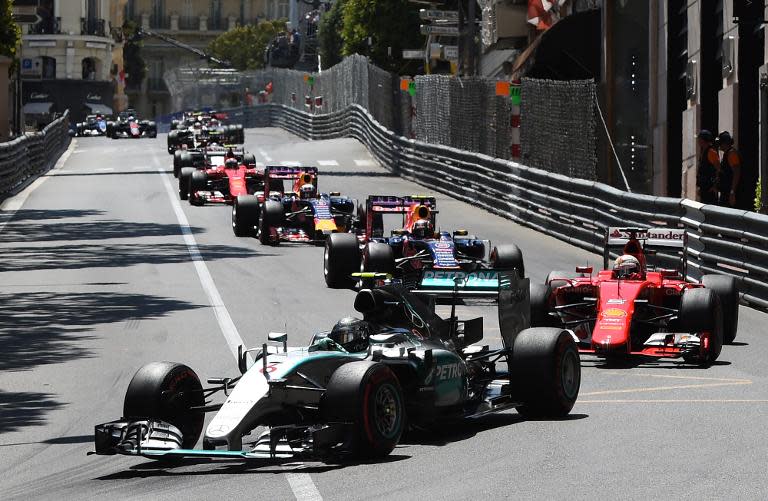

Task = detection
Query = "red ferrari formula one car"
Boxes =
[231,166,355,242]
[179,149,261,205]
[530,227,739,365]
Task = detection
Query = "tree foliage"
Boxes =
[207,21,286,71]
[122,20,146,89]
[317,0,346,69]
[341,0,423,73]
[0,0,20,59]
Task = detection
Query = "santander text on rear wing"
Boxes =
[603,227,688,275]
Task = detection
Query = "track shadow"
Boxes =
[0,220,205,243]
[0,434,93,447]
[0,242,264,272]
[0,209,105,223]
[48,170,173,177]
[319,170,397,178]
[584,356,732,370]
[0,391,64,434]
[95,454,410,480]
[0,291,202,372]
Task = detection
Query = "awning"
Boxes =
[85,103,113,115]
[23,101,53,115]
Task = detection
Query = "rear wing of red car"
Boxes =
[603,227,688,276]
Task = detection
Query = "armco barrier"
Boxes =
[221,103,768,310]
[0,111,71,198]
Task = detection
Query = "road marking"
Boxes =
[581,380,752,397]
[354,159,375,167]
[96,167,115,172]
[258,149,273,162]
[317,160,338,166]
[156,160,322,501]
[132,166,147,170]
[580,399,768,404]
[0,138,76,233]
[280,160,301,166]
[285,473,323,501]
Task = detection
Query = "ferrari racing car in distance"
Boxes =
[530,227,739,365]
[72,114,108,137]
[93,274,581,463]
[107,109,157,139]
[323,195,525,291]
[231,166,356,243]
[178,148,260,205]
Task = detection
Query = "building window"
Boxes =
[278,0,289,19]
[82,58,97,80]
[41,56,56,79]
[180,0,195,29]
[125,0,136,21]
[210,0,222,29]
[151,0,166,29]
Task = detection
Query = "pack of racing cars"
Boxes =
[106,109,157,139]
[167,110,245,155]
[88,123,744,467]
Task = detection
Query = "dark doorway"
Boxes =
[700,0,721,135]
[736,1,764,209]
[666,0,687,197]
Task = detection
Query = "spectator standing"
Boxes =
[696,129,720,204]
[717,131,742,207]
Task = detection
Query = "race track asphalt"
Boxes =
[1,129,766,500]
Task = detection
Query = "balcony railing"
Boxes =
[207,17,224,31]
[81,18,106,37]
[28,17,61,35]
[178,16,198,30]
[150,15,170,30]
[148,77,168,92]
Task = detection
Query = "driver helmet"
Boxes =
[299,183,316,199]
[225,158,238,169]
[329,317,371,352]
[614,254,642,279]
[411,219,433,239]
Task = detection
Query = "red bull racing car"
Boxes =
[179,148,261,205]
[323,195,525,295]
[230,166,355,243]
[530,227,740,365]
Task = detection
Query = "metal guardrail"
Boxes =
[210,103,768,310]
[0,111,71,198]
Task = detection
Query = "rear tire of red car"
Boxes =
[511,327,581,419]
[701,274,739,344]
[491,244,525,278]
[258,200,283,245]
[363,242,395,275]
[679,288,723,365]
[323,361,404,459]
[123,362,205,449]
[179,167,194,200]
[232,195,260,237]
[324,233,361,288]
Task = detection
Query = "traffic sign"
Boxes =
[402,50,424,60]
[419,9,459,21]
[420,25,459,36]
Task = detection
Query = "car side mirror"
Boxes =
[268,332,287,352]
[576,266,593,275]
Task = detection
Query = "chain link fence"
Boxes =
[520,78,598,180]
[164,56,597,177]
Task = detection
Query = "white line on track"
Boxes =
[156,160,322,501]
[280,160,301,166]
[317,160,338,167]
[96,167,115,172]
[0,139,76,233]
[258,148,273,162]
[353,159,375,167]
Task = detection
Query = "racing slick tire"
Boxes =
[490,244,525,278]
[530,283,559,327]
[701,274,739,344]
[105,122,114,138]
[679,288,723,365]
[179,151,193,168]
[232,195,260,237]
[173,150,183,177]
[123,362,205,449]
[323,361,404,459]
[147,122,157,138]
[179,167,195,200]
[189,171,208,204]
[324,233,361,288]
[258,200,283,245]
[362,242,395,275]
[168,130,179,154]
[511,328,580,418]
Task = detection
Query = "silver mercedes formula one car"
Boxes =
[93,273,580,462]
